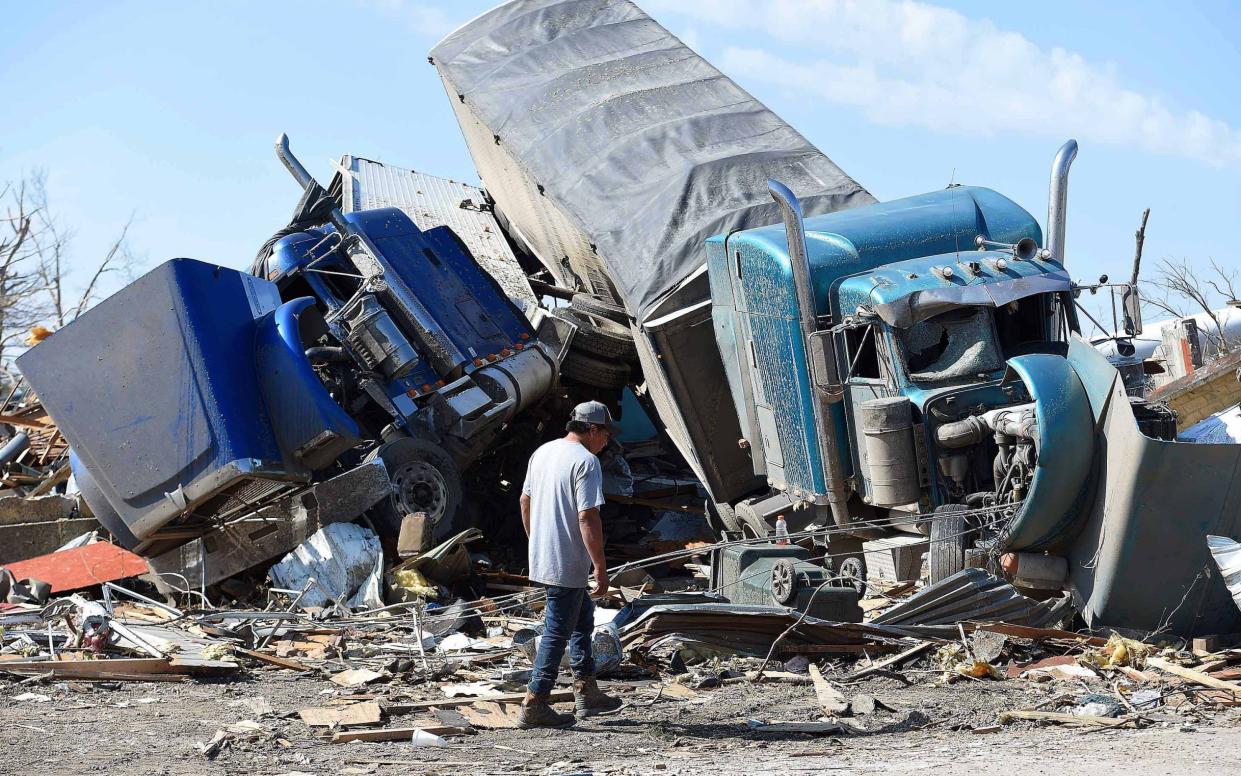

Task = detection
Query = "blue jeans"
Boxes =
[529,584,595,696]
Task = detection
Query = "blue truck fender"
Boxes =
[254,297,362,471]
[998,353,1096,551]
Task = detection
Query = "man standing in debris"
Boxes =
[518,400,625,728]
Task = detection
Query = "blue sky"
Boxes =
[3,0,1239,337]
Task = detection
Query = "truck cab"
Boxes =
[709,182,1090,583]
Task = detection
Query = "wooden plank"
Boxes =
[300,701,382,727]
[657,683,699,700]
[973,623,1108,647]
[808,663,848,715]
[0,657,179,677]
[779,643,899,655]
[31,671,188,682]
[1147,656,1241,693]
[28,463,69,497]
[330,668,384,687]
[456,701,520,729]
[234,647,310,672]
[844,641,933,680]
[386,689,572,715]
[0,413,52,428]
[329,723,471,743]
[998,710,1137,728]
[1193,634,1241,653]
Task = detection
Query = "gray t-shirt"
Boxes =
[522,438,605,588]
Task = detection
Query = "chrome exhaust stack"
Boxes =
[1046,139,1078,263]
[769,179,851,528]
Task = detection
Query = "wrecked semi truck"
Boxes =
[16,136,563,562]
[432,0,1241,635]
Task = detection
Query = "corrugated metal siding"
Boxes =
[339,156,536,306]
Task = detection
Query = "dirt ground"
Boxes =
[5,662,1237,776]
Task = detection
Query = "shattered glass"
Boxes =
[897,307,1002,382]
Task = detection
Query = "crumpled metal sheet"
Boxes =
[268,522,384,611]
[0,568,50,605]
[1207,535,1241,612]
[871,568,1072,638]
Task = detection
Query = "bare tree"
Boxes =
[0,174,59,363]
[0,171,135,368]
[1142,256,1239,355]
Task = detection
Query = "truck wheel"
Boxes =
[559,351,631,390]
[735,499,774,538]
[368,437,464,542]
[929,504,970,584]
[708,501,744,536]
[570,293,628,324]
[555,307,638,362]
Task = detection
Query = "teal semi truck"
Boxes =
[435,0,1241,636]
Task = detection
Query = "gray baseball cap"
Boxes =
[571,400,619,432]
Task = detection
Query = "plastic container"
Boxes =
[774,516,789,545]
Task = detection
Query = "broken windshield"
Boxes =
[896,307,1003,382]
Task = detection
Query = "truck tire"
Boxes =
[367,437,464,542]
[708,500,744,536]
[559,351,631,390]
[570,293,628,324]
[555,307,638,362]
[929,504,969,584]
[735,498,774,538]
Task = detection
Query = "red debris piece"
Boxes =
[1005,654,1077,679]
[4,543,148,593]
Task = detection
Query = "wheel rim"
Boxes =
[838,557,866,596]
[770,560,796,604]
[390,460,450,525]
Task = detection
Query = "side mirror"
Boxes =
[807,330,843,398]
[1121,284,1143,336]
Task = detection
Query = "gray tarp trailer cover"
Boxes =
[430,0,875,503]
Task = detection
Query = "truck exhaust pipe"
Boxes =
[768,179,852,528]
[1046,139,1078,262]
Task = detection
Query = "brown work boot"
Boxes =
[573,676,624,718]
[517,691,576,729]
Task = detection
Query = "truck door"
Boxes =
[840,322,896,502]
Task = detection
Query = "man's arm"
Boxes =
[577,506,608,597]
[519,493,532,537]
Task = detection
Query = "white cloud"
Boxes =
[645,0,1241,168]
[362,0,457,38]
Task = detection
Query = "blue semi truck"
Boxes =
[17,136,568,558]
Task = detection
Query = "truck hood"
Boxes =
[835,251,1069,328]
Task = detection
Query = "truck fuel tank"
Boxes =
[713,543,862,623]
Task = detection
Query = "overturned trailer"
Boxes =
[429,0,876,511]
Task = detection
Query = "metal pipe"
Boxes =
[0,432,29,465]
[1046,139,1078,263]
[768,180,851,528]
